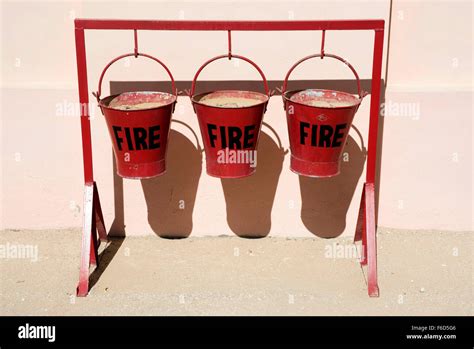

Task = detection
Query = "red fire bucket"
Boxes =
[191,54,270,178]
[95,53,177,179]
[282,53,366,177]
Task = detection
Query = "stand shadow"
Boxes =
[89,238,124,289]
[221,129,285,238]
[140,129,202,238]
[299,133,366,238]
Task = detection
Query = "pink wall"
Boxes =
[1,1,472,236]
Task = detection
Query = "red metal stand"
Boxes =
[76,182,107,296]
[74,19,384,297]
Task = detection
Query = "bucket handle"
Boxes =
[93,52,178,103]
[282,53,366,109]
[190,54,270,98]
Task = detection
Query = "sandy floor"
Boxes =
[0,228,472,316]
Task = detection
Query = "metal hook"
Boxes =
[134,29,138,58]
[227,30,232,60]
[320,30,325,59]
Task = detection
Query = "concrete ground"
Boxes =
[0,228,472,316]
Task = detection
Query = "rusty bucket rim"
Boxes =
[99,91,177,113]
[191,89,269,110]
[283,88,361,110]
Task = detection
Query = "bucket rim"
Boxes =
[283,88,361,110]
[99,91,177,112]
[191,90,269,110]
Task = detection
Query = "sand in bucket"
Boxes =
[107,91,174,111]
[200,92,263,108]
[199,91,264,108]
[289,89,360,108]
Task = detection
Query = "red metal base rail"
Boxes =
[74,19,384,297]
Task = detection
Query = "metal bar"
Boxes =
[361,213,367,266]
[366,29,384,184]
[227,30,232,60]
[134,29,138,57]
[77,183,94,297]
[89,208,98,267]
[94,182,108,242]
[320,30,326,58]
[354,186,367,265]
[74,28,94,184]
[75,19,384,31]
[359,29,384,297]
[365,183,379,297]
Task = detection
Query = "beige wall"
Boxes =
[1,1,472,236]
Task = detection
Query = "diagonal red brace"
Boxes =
[77,182,107,297]
[354,183,379,297]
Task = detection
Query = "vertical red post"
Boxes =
[75,25,102,296]
[359,28,384,297]
[74,26,94,184]
[366,29,384,184]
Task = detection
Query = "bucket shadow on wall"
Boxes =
[109,78,384,239]
[109,82,202,238]
[109,129,202,238]
[221,126,285,238]
[286,79,384,238]
[146,77,384,228]
[141,128,202,238]
[299,132,366,238]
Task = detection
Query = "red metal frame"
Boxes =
[74,19,384,297]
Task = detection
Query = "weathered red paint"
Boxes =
[191,55,269,178]
[96,53,177,179]
[283,53,365,177]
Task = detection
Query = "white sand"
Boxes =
[290,90,359,108]
[200,97,262,108]
[306,99,357,108]
[108,100,167,110]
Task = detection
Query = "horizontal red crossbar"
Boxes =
[75,19,384,31]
